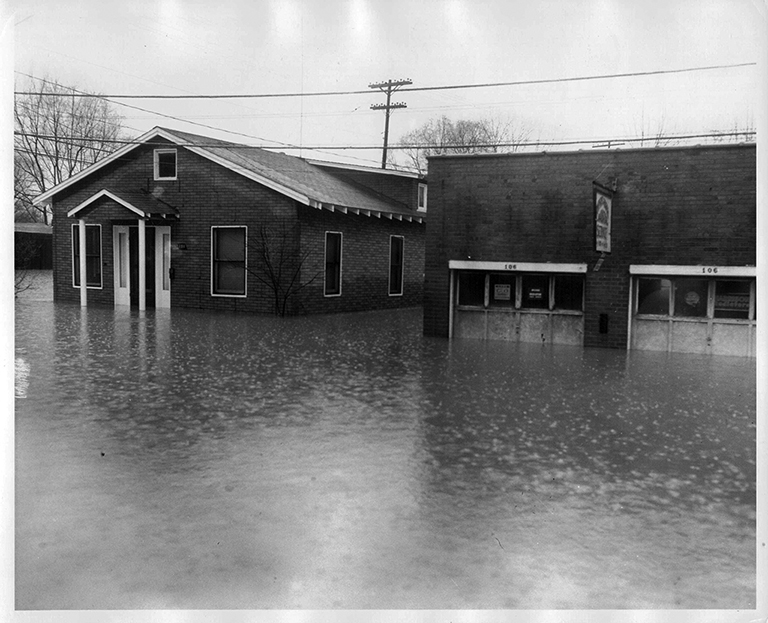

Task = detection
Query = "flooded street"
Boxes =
[14,292,755,610]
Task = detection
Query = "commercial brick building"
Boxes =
[35,127,426,315]
[423,143,756,356]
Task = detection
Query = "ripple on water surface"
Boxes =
[14,301,756,609]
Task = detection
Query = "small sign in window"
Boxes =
[494,283,511,301]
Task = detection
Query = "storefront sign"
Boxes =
[715,294,749,310]
[593,183,613,253]
[528,287,543,299]
[494,284,511,301]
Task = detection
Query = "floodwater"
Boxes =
[15,289,756,610]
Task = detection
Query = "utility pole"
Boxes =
[369,78,412,169]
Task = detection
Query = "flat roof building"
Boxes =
[423,143,756,357]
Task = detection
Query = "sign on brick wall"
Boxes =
[593,182,613,253]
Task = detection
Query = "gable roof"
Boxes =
[33,126,424,223]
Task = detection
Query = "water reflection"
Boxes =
[15,300,755,609]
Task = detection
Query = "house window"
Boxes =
[636,276,755,321]
[458,271,585,312]
[324,232,342,296]
[489,273,515,307]
[389,235,404,296]
[637,278,672,315]
[71,224,102,288]
[714,280,751,319]
[554,274,585,311]
[211,226,246,296]
[521,274,550,309]
[154,149,177,180]
[673,278,708,318]
[417,183,427,212]
[457,271,486,306]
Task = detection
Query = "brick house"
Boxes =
[34,127,426,315]
[423,143,756,356]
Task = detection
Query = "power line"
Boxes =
[14,130,756,151]
[14,62,755,99]
[14,72,383,168]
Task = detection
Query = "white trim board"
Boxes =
[449,260,588,273]
[629,264,756,277]
[67,189,145,218]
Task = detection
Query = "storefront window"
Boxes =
[457,271,486,306]
[521,275,549,309]
[714,280,751,319]
[637,278,671,315]
[554,275,584,311]
[673,278,708,318]
[489,274,515,307]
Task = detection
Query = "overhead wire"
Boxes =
[14,130,756,151]
[14,72,385,168]
[13,62,755,99]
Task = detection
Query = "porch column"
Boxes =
[78,218,87,307]
[138,218,146,311]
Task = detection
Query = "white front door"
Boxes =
[113,226,130,306]
[155,226,171,309]
[113,224,171,308]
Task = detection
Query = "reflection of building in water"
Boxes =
[424,143,756,356]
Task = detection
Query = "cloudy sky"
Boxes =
[6,0,765,167]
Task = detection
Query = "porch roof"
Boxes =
[66,189,180,219]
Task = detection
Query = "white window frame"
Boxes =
[71,223,103,289]
[154,148,177,181]
[324,231,343,297]
[210,225,248,298]
[388,235,405,296]
[417,183,427,212]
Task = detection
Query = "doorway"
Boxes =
[113,225,171,308]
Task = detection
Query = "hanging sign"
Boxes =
[593,182,613,253]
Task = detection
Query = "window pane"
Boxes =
[215,263,245,294]
[554,275,584,311]
[157,151,176,178]
[489,273,515,307]
[457,271,485,306]
[389,237,404,295]
[674,278,708,318]
[325,233,342,295]
[162,234,171,291]
[521,275,549,309]
[212,228,245,295]
[72,225,101,287]
[215,228,245,261]
[637,278,671,315]
[714,280,751,319]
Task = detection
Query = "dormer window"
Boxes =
[418,183,427,212]
[154,149,177,180]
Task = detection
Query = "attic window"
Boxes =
[154,149,177,180]
[417,183,427,212]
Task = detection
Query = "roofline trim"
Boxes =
[308,200,424,223]
[306,159,422,179]
[67,189,146,218]
[34,127,180,206]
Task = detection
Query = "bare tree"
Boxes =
[395,115,536,175]
[248,223,323,316]
[14,76,124,224]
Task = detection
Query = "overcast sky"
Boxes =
[7,0,765,168]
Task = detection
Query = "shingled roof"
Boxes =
[34,126,425,223]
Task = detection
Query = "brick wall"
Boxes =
[297,208,425,314]
[51,138,425,315]
[424,143,756,347]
